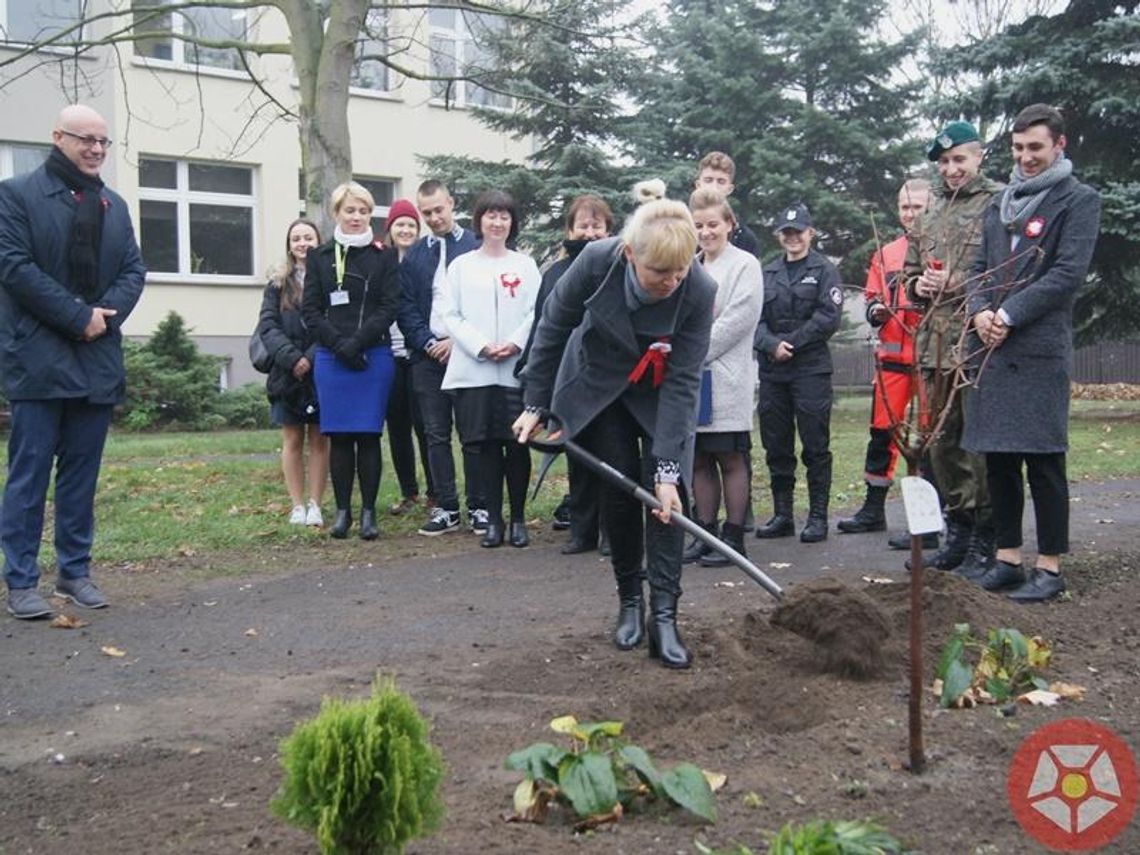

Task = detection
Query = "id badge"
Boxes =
[329,289,350,307]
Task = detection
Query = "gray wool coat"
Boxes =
[963,175,1101,454]
[521,237,715,482]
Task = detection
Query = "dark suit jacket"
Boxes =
[0,164,146,403]
[963,175,1101,453]
[521,237,715,479]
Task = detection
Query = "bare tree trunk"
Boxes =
[279,0,368,237]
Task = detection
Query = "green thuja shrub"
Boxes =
[271,677,445,855]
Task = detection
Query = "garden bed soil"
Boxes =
[2,478,1139,854]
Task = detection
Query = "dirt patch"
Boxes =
[770,578,892,678]
[3,483,1140,854]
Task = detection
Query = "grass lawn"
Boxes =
[2,392,1137,571]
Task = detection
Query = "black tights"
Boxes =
[692,450,750,527]
[476,440,531,523]
[329,433,381,512]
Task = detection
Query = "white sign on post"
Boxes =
[900,476,942,535]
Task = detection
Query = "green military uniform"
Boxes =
[904,171,1003,522]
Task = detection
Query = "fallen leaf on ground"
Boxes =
[768,562,791,569]
[1018,690,1060,707]
[49,614,88,629]
[243,628,259,637]
[713,581,740,588]
[178,545,197,557]
[861,575,894,584]
[702,770,728,791]
[1049,682,1087,700]
[100,645,127,658]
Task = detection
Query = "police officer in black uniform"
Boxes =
[753,204,843,543]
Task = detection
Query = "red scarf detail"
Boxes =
[627,338,672,388]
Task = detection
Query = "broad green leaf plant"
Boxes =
[935,623,1052,708]
[504,715,717,830]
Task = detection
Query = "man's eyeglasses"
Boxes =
[59,129,113,149]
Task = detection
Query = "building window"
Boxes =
[428,5,510,109]
[0,141,50,179]
[132,1,247,71]
[0,0,81,44]
[138,157,256,279]
[351,7,391,93]
[355,176,397,235]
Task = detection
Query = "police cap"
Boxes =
[774,203,812,233]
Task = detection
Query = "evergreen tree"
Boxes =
[627,0,922,276]
[935,0,1140,343]
[421,0,637,259]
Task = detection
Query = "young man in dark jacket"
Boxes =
[0,105,146,620]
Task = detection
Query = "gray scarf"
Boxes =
[999,154,1072,234]
[623,261,666,310]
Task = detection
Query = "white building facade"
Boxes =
[1,1,530,386]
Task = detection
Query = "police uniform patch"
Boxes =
[829,286,843,306]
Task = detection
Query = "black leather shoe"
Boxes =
[889,531,939,550]
[329,509,351,539]
[755,513,795,539]
[614,577,644,650]
[561,538,593,555]
[1007,568,1066,602]
[646,590,691,669]
[979,559,1027,591]
[682,521,716,563]
[358,508,379,541]
[480,522,504,548]
[509,520,529,548]
[800,514,828,543]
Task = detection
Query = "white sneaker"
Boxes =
[305,500,324,527]
[289,505,306,525]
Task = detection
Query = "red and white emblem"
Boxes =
[1025,216,1046,239]
[500,273,521,297]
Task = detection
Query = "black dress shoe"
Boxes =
[329,509,351,539]
[480,522,504,548]
[509,520,529,548]
[889,531,939,550]
[978,559,1027,591]
[1007,568,1066,602]
[561,538,594,555]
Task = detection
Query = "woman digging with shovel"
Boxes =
[513,200,715,669]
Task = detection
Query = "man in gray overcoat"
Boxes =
[964,103,1102,602]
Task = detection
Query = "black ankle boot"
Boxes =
[329,509,351,539]
[614,574,645,650]
[909,514,970,571]
[837,485,888,533]
[800,486,829,543]
[509,519,529,548]
[955,520,996,581]
[358,508,379,540]
[755,491,795,539]
[700,522,745,567]
[480,520,504,548]
[682,520,717,563]
[646,589,691,669]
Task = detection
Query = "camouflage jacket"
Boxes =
[905,173,1003,371]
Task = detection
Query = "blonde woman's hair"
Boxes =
[621,199,698,271]
[688,188,736,227]
[329,181,375,216]
[631,178,666,206]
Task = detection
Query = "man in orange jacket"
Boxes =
[838,179,934,542]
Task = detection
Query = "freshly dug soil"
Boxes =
[2,480,1139,854]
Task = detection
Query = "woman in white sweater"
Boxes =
[684,189,764,564]
[441,190,540,547]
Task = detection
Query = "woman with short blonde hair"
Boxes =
[513,195,716,669]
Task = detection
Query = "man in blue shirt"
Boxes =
[397,180,485,535]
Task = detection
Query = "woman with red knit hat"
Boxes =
[383,199,434,515]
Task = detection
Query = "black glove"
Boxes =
[334,340,367,371]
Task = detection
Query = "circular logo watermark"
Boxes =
[1007,717,1138,851]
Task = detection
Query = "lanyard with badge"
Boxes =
[330,243,351,306]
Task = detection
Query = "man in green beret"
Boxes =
[903,121,1003,577]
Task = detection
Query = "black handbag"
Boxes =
[249,326,272,374]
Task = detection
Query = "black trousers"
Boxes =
[986,451,1068,555]
[567,456,600,545]
[757,372,833,494]
[576,401,684,597]
[410,357,483,512]
[386,356,433,500]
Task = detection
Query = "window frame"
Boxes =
[138,157,259,285]
[427,6,511,110]
[0,0,83,46]
[349,6,396,97]
[0,140,51,180]
[130,0,250,76]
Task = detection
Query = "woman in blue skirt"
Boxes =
[302,182,400,539]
